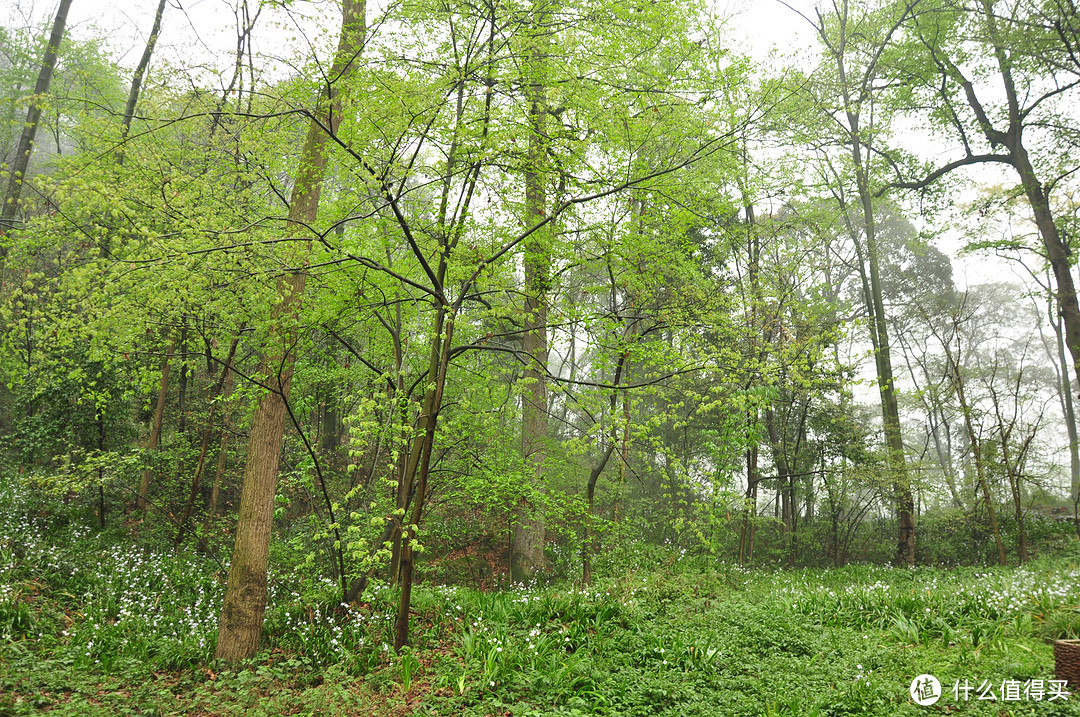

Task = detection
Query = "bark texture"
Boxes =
[513,0,551,583]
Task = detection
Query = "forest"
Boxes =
[1,0,1080,713]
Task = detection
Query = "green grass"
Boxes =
[2,482,1080,715]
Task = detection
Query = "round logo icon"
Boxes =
[910,674,941,706]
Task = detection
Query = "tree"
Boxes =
[514,0,553,583]
[983,338,1046,564]
[926,290,1007,565]
[796,0,922,565]
[322,0,740,645]
[959,187,1080,505]
[117,0,168,165]
[895,0,1080,428]
[1,0,73,251]
[136,338,173,512]
[215,0,366,662]
[864,205,972,514]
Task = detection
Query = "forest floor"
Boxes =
[3,498,1080,715]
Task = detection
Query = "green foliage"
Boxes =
[2,1,1080,714]
[2,469,1080,715]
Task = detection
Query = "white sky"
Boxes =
[718,0,818,62]
[50,0,821,69]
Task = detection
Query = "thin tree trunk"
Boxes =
[859,159,914,567]
[177,319,188,434]
[581,444,615,587]
[392,11,500,640]
[988,367,1036,566]
[950,350,1006,566]
[765,407,791,534]
[200,425,230,541]
[738,195,761,568]
[616,389,630,524]
[1050,302,1080,502]
[117,0,167,165]
[175,335,239,547]
[97,408,106,530]
[138,339,174,512]
[0,0,72,247]
[829,485,840,567]
[394,305,454,649]
[738,442,758,565]
[215,0,365,662]
[346,7,495,609]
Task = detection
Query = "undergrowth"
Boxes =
[2,476,1079,715]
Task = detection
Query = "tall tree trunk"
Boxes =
[137,339,174,512]
[117,0,167,165]
[615,383,631,524]
[346,7,495,611]
[864,212,915,567]
[816,0,916,566]
[513,0,551,583]
[1050,302,1080,502]
[738,196,761,568]
[215,0,365,662]
[394,305,454,649]
[836,55,914,565]
[0,0,72,248]
[765,408,792,533]
[746,479,757,563]
[738,442,758,565]
[177,319,188,433]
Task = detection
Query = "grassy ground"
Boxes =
[2,493,1080,715]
